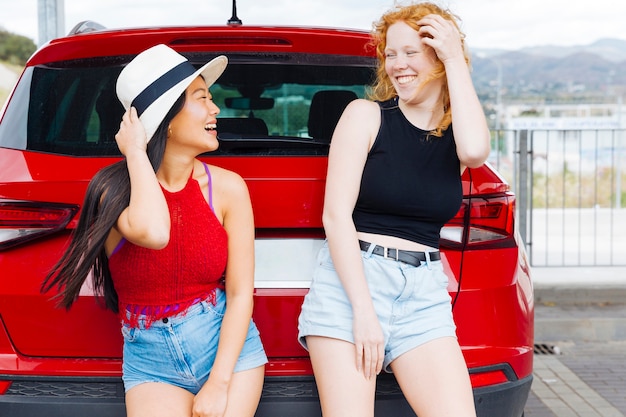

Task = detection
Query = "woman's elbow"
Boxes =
[149,235,170,250]
[138,225,170,249]
[459,142,491,168]
[461,153,489,168]
[322,209,340,232]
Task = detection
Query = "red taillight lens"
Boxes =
[0,380,11,395]
[441,193,516,249]
[469,368,510,388]
[171,37,292,46]
[0,200,79,250]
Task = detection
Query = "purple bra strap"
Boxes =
[202,162,215,212]
[110,238,126,256]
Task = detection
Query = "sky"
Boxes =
[1,0,626,51]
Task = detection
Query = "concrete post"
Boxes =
[518,130,530,248]
[37,0,65,46]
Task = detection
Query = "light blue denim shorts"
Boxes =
[121,288,267,393]
[298,241,456,373]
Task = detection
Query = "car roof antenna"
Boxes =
[227,0,243,25]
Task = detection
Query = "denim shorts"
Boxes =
[298,241,456,373]
[121,289,267,393]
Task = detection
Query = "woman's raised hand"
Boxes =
[417,14,464,64]
[115,107,148,156]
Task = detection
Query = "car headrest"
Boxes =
[218,117,269,136]
[307,90,358,143]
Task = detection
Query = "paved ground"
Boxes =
[526,266,626,416]
[0,63,18,90]
[526,340,626,416]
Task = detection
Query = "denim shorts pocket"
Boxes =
[202,303,224,320]
[315,246,335,271]
[318,259,335,272]
[432,263,450,288]
[121,325,137,343]
[201,291,227,319]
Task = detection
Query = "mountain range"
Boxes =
[471,38,626,102]
[475,38,626,63]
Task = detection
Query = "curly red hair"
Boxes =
[369,2,469,137]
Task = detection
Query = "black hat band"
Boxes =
[131,61,197,117]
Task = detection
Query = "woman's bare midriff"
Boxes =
[357,231,437,253]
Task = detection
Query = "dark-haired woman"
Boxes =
[42,44,267,417]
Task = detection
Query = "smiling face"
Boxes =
[167,75,221,153]
[383,21,443,105]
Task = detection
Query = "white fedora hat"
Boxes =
[116,44,227,142]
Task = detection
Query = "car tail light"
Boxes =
[441,193,516,250]
[469,368,510,388]
[0,200,79,251]
[171,37,292,46]
[0,381,11,395]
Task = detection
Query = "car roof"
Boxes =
[28,24,376,66]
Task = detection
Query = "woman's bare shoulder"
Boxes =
[205,164,248,196]
[345,98,380,115]
[334,99,381,146]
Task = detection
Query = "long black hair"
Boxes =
[41,93,187,312]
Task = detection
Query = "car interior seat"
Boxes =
[95,82,124,144]
[217,117,269,136]
[307,90,358,143]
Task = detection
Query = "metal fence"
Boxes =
[489,128,626,266]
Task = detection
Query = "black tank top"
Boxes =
[352,98,462,249]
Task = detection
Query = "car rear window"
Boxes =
[0,53,375,156]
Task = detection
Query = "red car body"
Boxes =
[0,23,533,416]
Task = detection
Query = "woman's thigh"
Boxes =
[224,365,265,417]
[125,366,265,417]
[306,336,377,417]
[125,382,194,417]
[390,336,476,417]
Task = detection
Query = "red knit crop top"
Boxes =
[108,163,228,328]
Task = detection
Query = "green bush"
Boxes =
[532,168,626,209]
[0,31,36,66]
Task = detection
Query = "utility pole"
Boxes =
[38,0,65,46]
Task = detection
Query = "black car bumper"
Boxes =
[256,372,532,417]
[0,370,532,417]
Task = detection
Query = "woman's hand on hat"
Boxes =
[115,107,148,156]
[417,14,464,64]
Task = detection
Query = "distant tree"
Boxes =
[0,30,37,66]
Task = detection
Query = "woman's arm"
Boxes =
[322,99,384,379]
[112,108,170,249]
[193,168,256,415]
[419,14,491,169]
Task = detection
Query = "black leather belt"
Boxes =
[359,240,440,267]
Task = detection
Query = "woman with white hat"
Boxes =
[42,44,267,417]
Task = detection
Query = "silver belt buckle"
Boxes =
[384,247,398,261]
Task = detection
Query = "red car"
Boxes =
[0,20,533,417]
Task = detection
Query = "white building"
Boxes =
[503,101,624,130]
